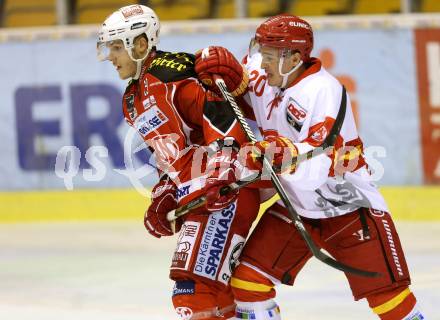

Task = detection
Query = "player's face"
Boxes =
[260,46,282,86]
[107,40,137,79]
[260,46,297,87]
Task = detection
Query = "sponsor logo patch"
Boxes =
[286,97,307,131]
[134,105,168,137]
[150,56,188,72]
[172,222,200,270]
[121,5,143,19]
[172,280,195,296]
[217,234,245,285]
[131,22,148,30]
[176,185,190,200]
[194,202,237,280]
[142,95,157,110]
[289,21,311,30]
[174,177,206,202]
[236,310,256,319]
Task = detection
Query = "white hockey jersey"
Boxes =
[243,53,389,219]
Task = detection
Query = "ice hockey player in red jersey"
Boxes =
[195,14,425,320]
[97,5,260,319]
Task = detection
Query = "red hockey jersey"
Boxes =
[122,51,247,205]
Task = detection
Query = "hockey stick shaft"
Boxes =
[166,173,259,222]
[167,195,207,222]
[166,133,340,222]
[166,141,338,222]
[166,83,344,222]
[167,80,345,222]
[214,76,380,279]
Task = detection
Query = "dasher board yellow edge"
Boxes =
[0,186,438,223]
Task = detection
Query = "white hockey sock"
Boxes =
[402,304,425,320]
[235,299,281,319]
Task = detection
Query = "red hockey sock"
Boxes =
[231,263,276,302]
[172,281,235,319]
[367,287,417,320]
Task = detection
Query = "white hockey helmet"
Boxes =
[97,4,160,79]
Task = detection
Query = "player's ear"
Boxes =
[290,51,302,66]
[134,34,149,56]
[140,36,149,53]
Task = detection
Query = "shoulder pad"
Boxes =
[148,51,196,83]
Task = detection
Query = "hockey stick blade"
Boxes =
[214,76,380,278]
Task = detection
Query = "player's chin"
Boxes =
[118,70,131,80]
[267,77,281,87]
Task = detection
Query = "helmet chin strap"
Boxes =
[128,48,151,80]
[278,57,303,88]
[133,60,143,80]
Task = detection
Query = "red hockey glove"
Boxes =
[195,46,249,97]
[144,177,179,238]
[241,136,298,174]
[204,139,242,212]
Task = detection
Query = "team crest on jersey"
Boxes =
[286,97,307,131]
[311,125,328,143]
[125,94,137,120]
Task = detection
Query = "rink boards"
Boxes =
[0,186,438,222]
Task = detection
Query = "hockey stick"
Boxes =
[166,115,340,222]
[166,84,344,222]
[166,173,259,222]
[214,76,381,279]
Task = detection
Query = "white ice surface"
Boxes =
[0,221,439,319]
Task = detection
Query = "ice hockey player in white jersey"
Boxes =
[195,13,425,320]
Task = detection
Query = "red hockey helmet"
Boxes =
[255,14,314,62]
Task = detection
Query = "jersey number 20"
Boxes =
[248,70,267,97]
